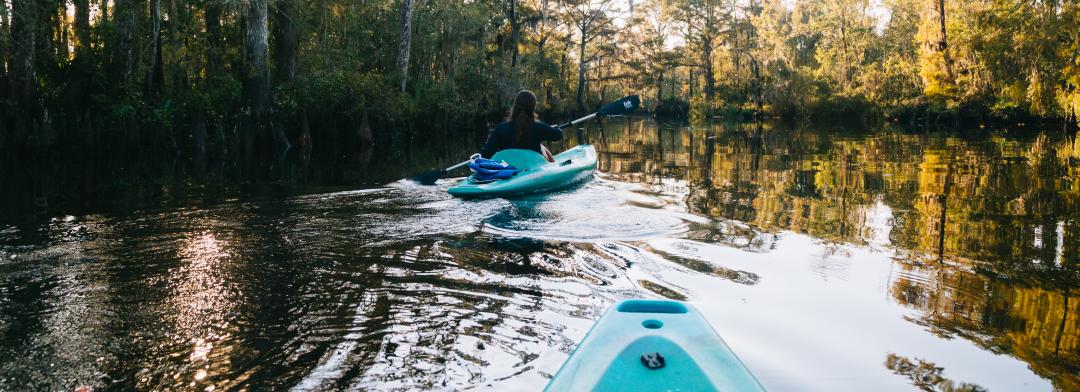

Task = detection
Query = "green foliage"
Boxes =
[195,74,243,120]
[718,0,1079,123]
[688,95,712,122]
[919,50,958,108]
[1,0,1077,153]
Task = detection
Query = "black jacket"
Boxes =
[480,121,563,158]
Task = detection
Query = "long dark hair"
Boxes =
[510,90,537,144]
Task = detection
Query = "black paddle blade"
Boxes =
[597,95,641,117]
[410,169,446,185]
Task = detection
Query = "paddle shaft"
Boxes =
[440,152,482,172]
[443,159,472,172]
[556,113,596,129]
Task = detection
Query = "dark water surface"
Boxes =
[2,119,1078,391]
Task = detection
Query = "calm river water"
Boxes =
[1,119,1078,391]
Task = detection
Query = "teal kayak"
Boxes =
[546,300,764,392]
[447,145,597,197]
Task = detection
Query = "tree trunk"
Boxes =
[273,0,298,84]
[355,116,374,169]
[1,0,10,81]
[205,1,222,71]
[74,0,90,60]
[560,46,568,101]
[59,7,69,61]
[244,0,271,119]
[732,27,740,71]
[747,0,762,111]
[689,68,695,101]
[70,0,93,140]
[193,109,208,178]
[918,0,955,101]
[357,111,373,150]
[11,0,38,146]
[110,0,135,87]
[600,54,609,105]
[147,0,164,96]
[656,71,664,106]
[932,0,946,53]
[214,122,228,168]
[576,30,587,113]
[703,35,715,103]
[542,0,548,24]
[298,109,312,161]
[273,0,299,150]
[935,0,951,78]
[539,0,549,63]
[202,0,224,161]
[397,0,415,93]
[167,0,180,86]
[242,0,278,168]
[750,58,762,113]
[38,4,55,66]
[668,75,674,104]
[510,0,519,68]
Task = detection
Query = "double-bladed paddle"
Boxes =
[555,95,641,129]
[410,95,640,185]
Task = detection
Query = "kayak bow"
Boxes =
[546,299,764,392]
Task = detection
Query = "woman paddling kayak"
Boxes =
[481,90,562,162]
[409,94,637,187]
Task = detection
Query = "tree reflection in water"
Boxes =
[553,119,1079,390]
[885,353,986,392]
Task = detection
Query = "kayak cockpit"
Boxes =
[489,149,551,170]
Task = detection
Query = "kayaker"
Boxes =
[481,90,562,161]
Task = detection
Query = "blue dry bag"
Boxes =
[467,158,521,182]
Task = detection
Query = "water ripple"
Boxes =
[1,124,1070,392]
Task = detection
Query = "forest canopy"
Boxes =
[0,0,1077,165]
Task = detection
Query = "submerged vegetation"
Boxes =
[0,0,1077,171]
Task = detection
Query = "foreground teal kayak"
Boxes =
[448,145,597,197]
[546,300,764,392]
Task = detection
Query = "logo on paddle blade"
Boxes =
[623,101,633,109]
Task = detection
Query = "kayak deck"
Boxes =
[545,300,763,392]
[448,145,597,198]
